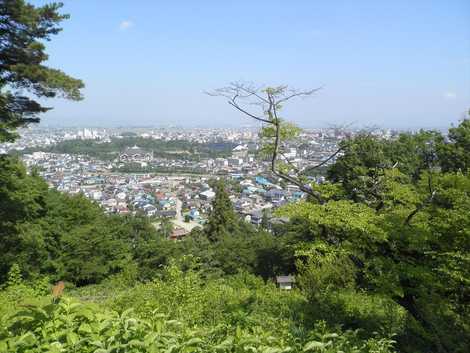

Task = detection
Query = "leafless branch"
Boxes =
[278,151,300,173]
[208,82,325,203]
[277,87,323,104]
[228,100,271,124]
[302,147,344,173]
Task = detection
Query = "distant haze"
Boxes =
[33,0,469,129]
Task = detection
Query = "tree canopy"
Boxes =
[205,180,240,242]
[0,0,83,142]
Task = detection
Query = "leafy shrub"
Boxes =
[0,262,396,352]
[0,297,396,353]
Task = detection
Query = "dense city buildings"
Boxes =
[1,126,397,238]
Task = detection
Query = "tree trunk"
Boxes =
[395,293,448,353]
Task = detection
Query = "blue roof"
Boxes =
[255,176,271,185]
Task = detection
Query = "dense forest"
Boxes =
[0,1,469,353]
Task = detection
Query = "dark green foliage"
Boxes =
[205,180,240,241]
[0,0,84,142]
[328,120,470,192]
[15,137,235,161]
[0,3,468,349]
[283,131,470,352]
[2,128,469,352]
[114,163,210,174]
[150,225,295,280]
[0,155,49,281]
[0,155,160,286]
[327,130,442,205]
[200,180,292,277]
[0,267,397,353]
[437,117,470,173]
[383,131,441,180]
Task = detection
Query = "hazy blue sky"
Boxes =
[34,0,469,129]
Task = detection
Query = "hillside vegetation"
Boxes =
[0,1,468,352]
[0,262,396,353]
[1,118,470,352]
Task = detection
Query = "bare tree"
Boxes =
[208,82,342,204]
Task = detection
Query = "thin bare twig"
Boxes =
[228,100,270,124]
[208,82,325,203]
[302,147,344,173]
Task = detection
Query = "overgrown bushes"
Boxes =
[0,262,396,353]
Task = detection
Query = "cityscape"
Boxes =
[1,125,395,239]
